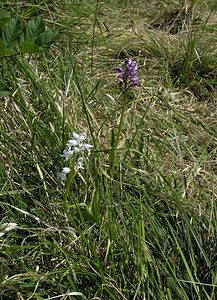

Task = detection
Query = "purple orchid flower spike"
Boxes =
[115,58,140,91]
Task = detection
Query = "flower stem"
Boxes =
[63,158,77,210]
[110,91,126,169]
[114,103,125,151]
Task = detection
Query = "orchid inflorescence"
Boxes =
[59,132,93,184]
[115,58,140,91]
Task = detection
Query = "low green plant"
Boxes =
[0,11,58,95]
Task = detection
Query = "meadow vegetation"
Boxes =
[0,0,217,299]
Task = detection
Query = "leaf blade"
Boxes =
[35,29,58,49]
[24,17,45,42]
[2,17,22,48]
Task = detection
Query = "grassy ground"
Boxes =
[0,0,217,299]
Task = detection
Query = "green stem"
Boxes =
[63,158,77,210]
[110,90,126,169]
[114,103,125,151]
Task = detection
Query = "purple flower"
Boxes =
[115,58,140,90]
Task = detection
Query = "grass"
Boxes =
[0,0,217,299]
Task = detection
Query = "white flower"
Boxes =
[64,132,93,156]
[83,143,93,154]
[73,146,80,153]
[62,167,71,173]
[58,132,93,184]
[61,149,74,160]
[67,139,79,147]
[72,132,86,142]
[72,131,81,140]
[77,157,84,169]
[59,167,71,184]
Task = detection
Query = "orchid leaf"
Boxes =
[20,41,43,54]
[0,10,11,29]
[35,29,58,49]
[23,17,45,42]
[2,17,21,48]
